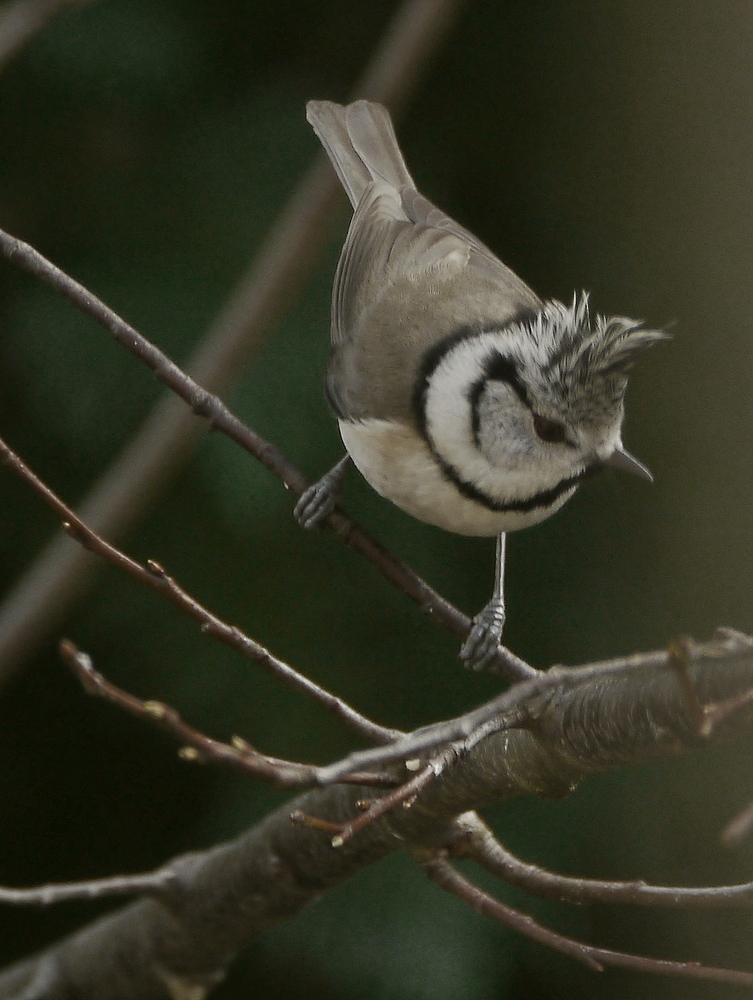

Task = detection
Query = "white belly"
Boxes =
[339,419,571,537]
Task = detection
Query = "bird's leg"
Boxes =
[293,455,351,530]
[459,533,507,671]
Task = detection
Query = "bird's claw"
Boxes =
[459,604,506,672]
[294,481,338,530]
[293,456,350,531]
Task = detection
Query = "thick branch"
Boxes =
[313,630,751,784]
[2,630,753,997]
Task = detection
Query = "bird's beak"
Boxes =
[604,446,653,483]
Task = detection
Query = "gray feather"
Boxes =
[307,100,414,207]
[308,100,542,424]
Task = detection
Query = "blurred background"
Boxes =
[0,0,752,996]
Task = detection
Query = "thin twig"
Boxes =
[702,687,753,733]
[0,867,176,907]
[0,227,534,685]
[668,636,753,738]
[0,432,397,745]
[60,640,394,789]
[668,637,708,732]
[289,810,345,836]
[420,856,753,987]
[330,751,453,847]
[455,813,753,907]
[0,0,473,690]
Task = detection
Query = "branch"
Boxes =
[0,432,396,746]
[0,227,534,685]
[59,640,395,789]
[420,856,753,987]
[0,0,472,690]
[454,812,753,907]
[0,868,176,907]
[2,631,752,996]
[312,630,753,783]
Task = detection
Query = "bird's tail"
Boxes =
[306,99,415,208]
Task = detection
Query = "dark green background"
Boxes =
[0,1,752,997]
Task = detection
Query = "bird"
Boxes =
[295,99,664,671]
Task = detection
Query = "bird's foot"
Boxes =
[459,600,506,672]
[293,456,350,530]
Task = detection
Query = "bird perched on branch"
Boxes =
[295,99,664,670]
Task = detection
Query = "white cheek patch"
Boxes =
[422,331,518,453]
[422,333,540,499]
[421,332,590,505]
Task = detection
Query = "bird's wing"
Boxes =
[326,183,542,424]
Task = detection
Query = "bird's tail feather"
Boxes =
[307,99,415,207]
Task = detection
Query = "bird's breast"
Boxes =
[339,418,571,537]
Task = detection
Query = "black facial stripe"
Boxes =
[412,325,481,441]
[410,313,589,514]
[468,352,531,448]
[411,313,538,442]
[468,378,485,449]
[435,457,598,514]
[481,352,531,407]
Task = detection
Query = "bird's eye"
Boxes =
[533,415,567,444]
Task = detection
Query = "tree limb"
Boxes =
[0,226,534,684]
[0,0,470,691]
[1,630,753,996]
[454,812,753,907]
[59,640,395,789]
[0,431,397,746]
[420,856,753,987]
